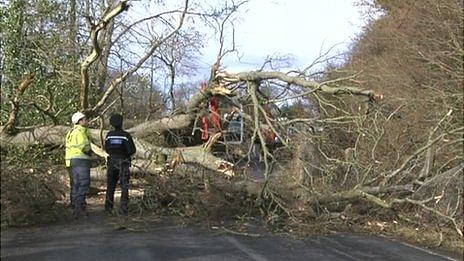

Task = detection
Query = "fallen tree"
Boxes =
[0,72,380,176]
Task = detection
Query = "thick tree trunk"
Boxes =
[0,124,234,176]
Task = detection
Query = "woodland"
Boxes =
[0,0,463,254]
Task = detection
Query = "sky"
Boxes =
[200,0,366,73]
[129,0,368,80]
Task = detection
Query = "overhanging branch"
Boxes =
[216,70,382,100]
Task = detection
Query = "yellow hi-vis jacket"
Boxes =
[65,124,91,167]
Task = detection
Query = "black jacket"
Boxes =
[104,128,136,159]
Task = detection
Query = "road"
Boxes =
[1,209,458,261]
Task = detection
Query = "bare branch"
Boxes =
[80,0,130,111]
[91,0,190,114]
[216,71,382,99]
[2,74,35,134]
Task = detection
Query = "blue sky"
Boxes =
[201,0,366,73]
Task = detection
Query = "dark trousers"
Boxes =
[67,167,73,207]
[105,158,130,214]
[70,158,90,212]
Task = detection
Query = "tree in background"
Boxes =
[0,0,211,129]
[1,0,79,130]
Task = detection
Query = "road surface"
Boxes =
[1,210,458,261]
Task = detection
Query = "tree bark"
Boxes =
[3,74,35,134]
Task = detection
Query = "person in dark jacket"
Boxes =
[104,113,136,214]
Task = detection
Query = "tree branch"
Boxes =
[216,71,382,99]
[80,0,129,111]
[91,0,190,114]
[2,74,36,134]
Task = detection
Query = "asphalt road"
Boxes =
[1,212,458,261]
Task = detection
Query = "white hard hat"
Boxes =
[71,112,86,124]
